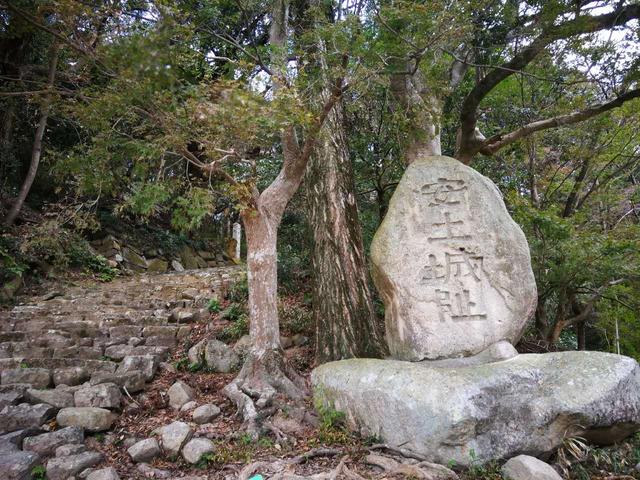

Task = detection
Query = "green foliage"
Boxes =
[227,275,249,303]
[207,298,221,313]
[30,466,46,480]
[219,312,249,342]
[171,188,215,233]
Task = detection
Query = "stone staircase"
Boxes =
[0,266,244,479]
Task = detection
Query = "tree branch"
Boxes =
[457,3,640,161]
[480,89,640,155]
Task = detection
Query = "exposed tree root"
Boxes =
[224,349,308,438]
[238,450,365,480]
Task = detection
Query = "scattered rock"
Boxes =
[171,260,184,272]
[89,371,145,393]
[167,381,195,410]
[192,404,220,424]
[57,407,116,432]
[137,463,171,478]
[0,384,28,409]
[1,368,51,389]
[74,383,122,409]
[180,401,198,412]
[312,352,640,465]
[87,467,121,480]
[187,340,206,365]
[46,451,103,480]
[128,438,161,463]
[25,388,75,408]
[147,258,169,273]
[23,426,84,456]
[53,367,89,387]
[233,335,251,359]
[117,355,158,382]
[0,403,57,432]
[204,339,240,373]
[291,334,309,347]
[160,421,193,456]
[56,443,87,457]
[0,428,40,452]
[181,437,215,464]
[502,455,562,480]
[0,449,41,480]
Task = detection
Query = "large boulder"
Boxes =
[312,352,640,466]
[23,426,84,456]
[370,155,536,360]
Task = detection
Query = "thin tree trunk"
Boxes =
[4,44,59,226]
[306,98,386,362]
[244,211,281,354]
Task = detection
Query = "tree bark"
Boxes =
[4,44,59,226]
[390,66,442,165]
[306,98,386,362]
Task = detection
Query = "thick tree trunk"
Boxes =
[4,44,59,226]
[390,67,442,165]
[306,99,386,362]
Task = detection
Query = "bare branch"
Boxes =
[480,89,640,155]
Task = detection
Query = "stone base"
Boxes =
[312,351,640,466]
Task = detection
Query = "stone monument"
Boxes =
[312,155,640,466]
[370,156,537,360]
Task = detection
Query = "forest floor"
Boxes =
[5,270,640,480]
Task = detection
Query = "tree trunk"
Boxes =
[390,67,442,164]
[4,44,59,226]
[306,99,386,362]
[244,211,281,355]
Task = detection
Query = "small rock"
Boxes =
[192,404,221,424]
[233,335,251,359]
[291,334,309,347]
[204,339,240,373]
[181,288,199,300]
[180,401,198,412]
[167,381,195,410]
[57,407,115,432]
[0,403,57,432]
[0,428,40,453]
[128,337,144,347]
[1,368,51,389]
[187,340,206,365]
[501,455,562,480]
[56,443,87,457]
[160,421,192,456]
[171,260,184,272]
[181,437,215,464]
[74,383,122,409]
[54,367,89,387]
[128,438,161,463]
[23,426,84,456]
[137,463,171,478]
[87,467,120,480]
[104,345,133,361]
[0,384,28,409]
[0,450,41,480]
[280,336,293,349]
[89,371,145,393]
[46,451,103,480]
[117,355,158,382]
[25,388,75,408]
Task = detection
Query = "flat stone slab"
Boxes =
[370,155,537,360]
[312,351,640,465]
